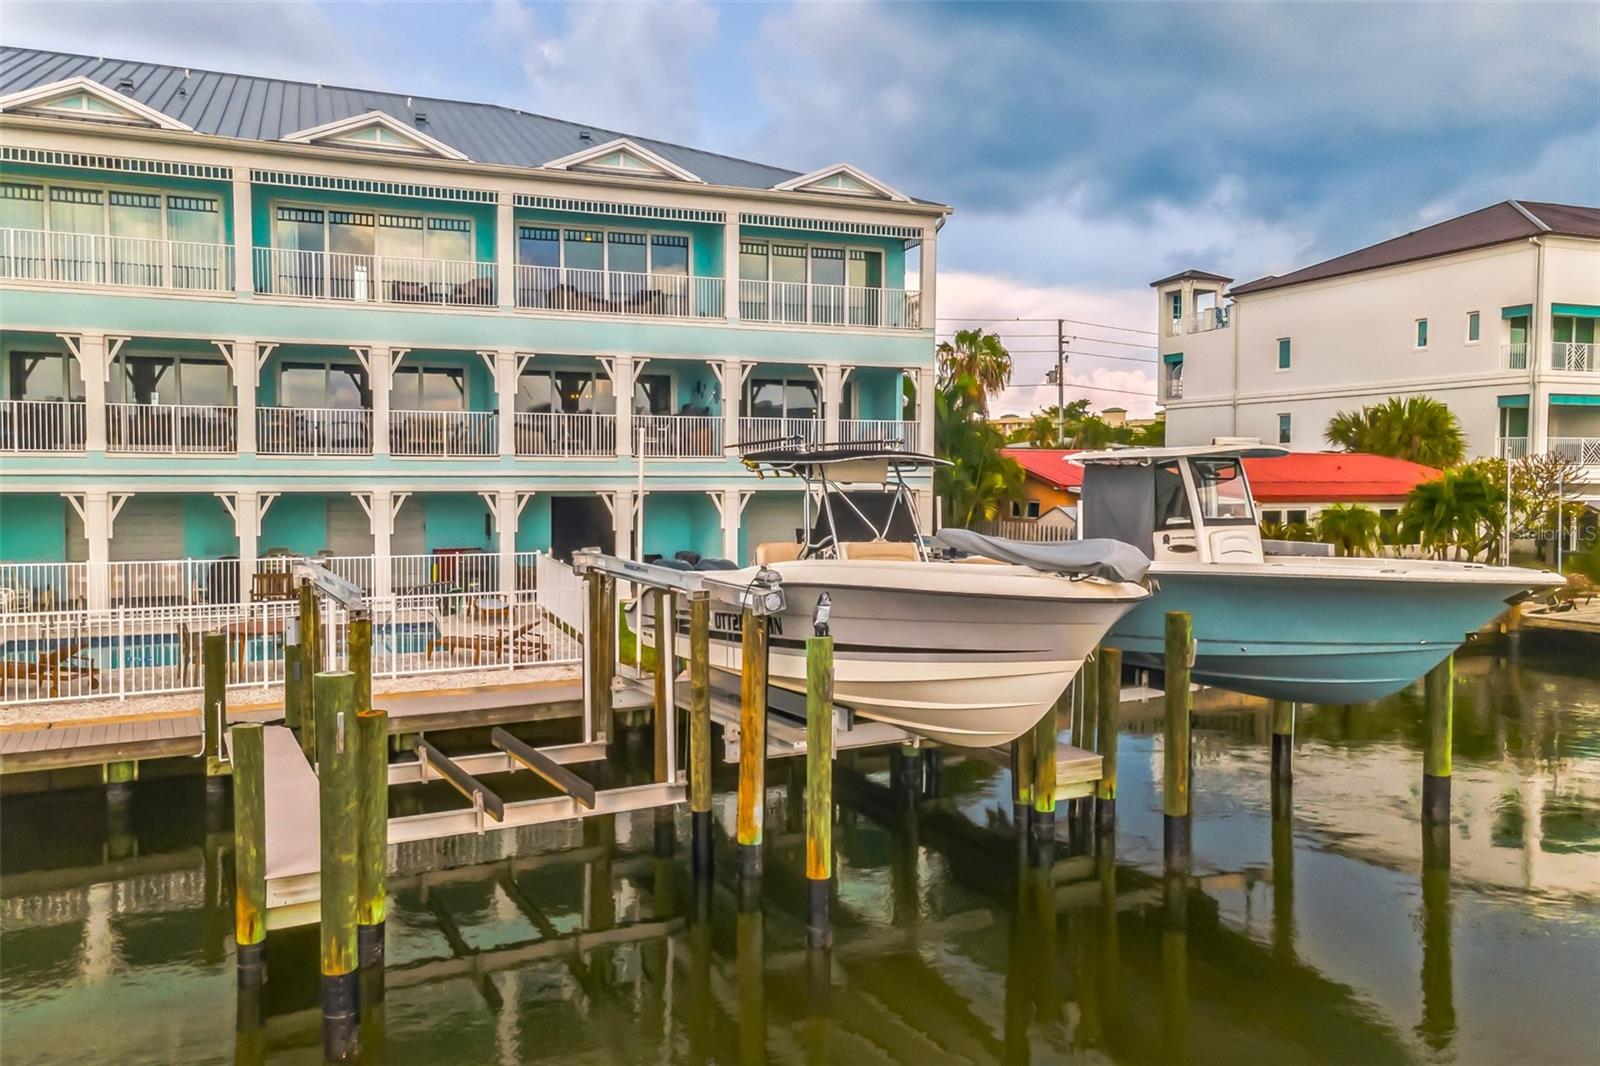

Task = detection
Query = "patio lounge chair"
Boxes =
[2,638,100,698]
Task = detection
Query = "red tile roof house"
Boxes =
[999,448,1439,529]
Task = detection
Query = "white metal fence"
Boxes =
[0,227,233,293]
[389,409,498,457]
[257,406,374,455]
[514,265,723,318]
[106,402,237,453]
[253,248,497,307]
[514,411,617,457]
[1552,342,1597,372]
[838,418,918,450]
[737,416,823,447]
[1503,342,1529,370]
[0,399,86,452]
[635,414,723,458]
[737,279,920,329]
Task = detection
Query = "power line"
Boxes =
[937,315,1157,337]
[939,331,1157,351]
[1004,381,1155,398]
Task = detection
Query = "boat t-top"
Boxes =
[1068,442,1563,705]
[649,440,1152,747]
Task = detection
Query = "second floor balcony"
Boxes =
[106,402,237,454]
[737,280,920,330]
[0,398,86,452]
[515,266,723,319]
[1,227,233,293]
[253,248,498,308]
[1552,341,1597,373]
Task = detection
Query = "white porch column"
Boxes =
[917,229,937,330]
[484,348,519,457]
[217,491,265,604]
[364,489,398,598]
[915,365,935,454]
[717,488,748,564]
[367,346,393,457]
[611,356,636,458]
[612,488,636,560]
[821,364,844,443]
[495,488,518,594]
[231,175,253,298]
[68,491,117,611]
[234,340,258,454]
[722,212,741,320]
[719,358,745,448]
[66,332,110,452]
[496,192,516,310]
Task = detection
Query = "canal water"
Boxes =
[3,651,1597,1064]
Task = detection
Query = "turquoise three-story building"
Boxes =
[0,47,949,611]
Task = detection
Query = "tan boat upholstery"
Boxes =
[838,541,920,561]
[756,542,803,564]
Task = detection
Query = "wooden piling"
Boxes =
[1012,724,1036,842]
[230,722,267,974]
[314,671,360,1061]
[1271,699,1294,818]
[356,707,388,969]
[202,632,228,780]
[1095,646,1122,831]
[1422,655,1453,828]
[298,581,320,762]
[688,591,713,879]
[598,575,616,741]
[1079,651,1100,754]
[284,643,304,732]
[653,589,674,784]
[805,631,835,949]
[1163,611,1193,871]
[1031,695,1059,844]
[736,609,768,881]
[349,615,372,720]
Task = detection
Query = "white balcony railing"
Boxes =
[514,266,723,319]
[635,414,724,458]
[0,227,233,293]
[257,406,374,456]
[514,411,617,457]
[106,403,237,454]
[1549,437,1600,465]
[389,409,498,457]
[1552,342,1597,372]
[1186,307,1230,333]
[253,248,497,307]
[1503,342,1530,370]
[1497,436,1530,460]
[1165,378,1185,400]
[737,280,920,330]
[738,416,823,447]
[838,418,919,450]
[0,399,87,452]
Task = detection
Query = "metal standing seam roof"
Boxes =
[0,45,945,205]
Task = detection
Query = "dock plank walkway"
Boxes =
[0,709,275,775]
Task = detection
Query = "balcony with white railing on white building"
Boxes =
[737,280,920,330]
[1185,306,1230,333]
[838,418,920,450]
[514,411,617,458]
[106,403,237,454]
[515,266,723,319]
[0,228,234,293]
[634,414,724,458]
[0,399,87,452]
[1549,437,1600,465]
[1497,436,1530,460]
[389,409,498,457]
[1503,342,1530,370]
[253,248,497,307]
[737,416,823,448]
[256,406,374,456]
[1552,342,1597,372]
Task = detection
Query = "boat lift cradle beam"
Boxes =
[570,549,786,617]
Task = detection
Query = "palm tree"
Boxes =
[935,370,1025,526]
[1315,504,1382,557]
[1400,467,1498,560]
[1325,396,1466,468]
[937,329,1013,414]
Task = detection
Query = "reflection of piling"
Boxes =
[687,591,713,880]
[1095,646,1122,833]
[1270,699,1294,818]
[315,671,360,1062]
[356,707,387,969]
[737,609,768,883]
[1161,867,1189,1065]
[805,631,835,949]
[736,893,766,1066]
[1422,656,1453,832]
[231,722,267,978]
[1163,612,1193,871]
[1419,815,1455,1050]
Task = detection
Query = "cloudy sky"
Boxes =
[8,1,1597,416]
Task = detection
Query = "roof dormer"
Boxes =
[541,137,704,183]
[0,76,192,131]
[772,163,909,202]
[281,110,468,161]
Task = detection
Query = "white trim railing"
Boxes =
[1185,307,1230,333]
[1497,436,1529,460]
[389,409,498,457]
[839,418,919,450]
[1552,341,1597,372]
[1548,436,1600,465]
[0,562,89,613]
[253,248,497,307]
[106,402,237,454]
[514,266,722,318]
[738,416,823,447]
[1503,342,1529,370]
[635,414,724,458]
[257,406,374,456]
[0,227,233,293]
[514,411,617,457]
[0,399,87,452]
[737,280,920,330]
[0,559,242,613]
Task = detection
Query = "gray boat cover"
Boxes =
[933,528,1151,583]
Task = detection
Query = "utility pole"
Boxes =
[1056,319,1068,446]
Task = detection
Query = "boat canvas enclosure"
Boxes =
[1080,463,1158,556]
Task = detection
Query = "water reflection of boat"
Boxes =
[682,444,1152,748]
[1071,444,1563,705]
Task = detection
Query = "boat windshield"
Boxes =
[1191,458,1254,523]
[1155,461,1192,529]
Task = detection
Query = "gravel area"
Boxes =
[0,663,580,729]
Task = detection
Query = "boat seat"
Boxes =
[839,541,919,561]
[756,542,803,564]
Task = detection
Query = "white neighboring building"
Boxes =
[1154,201,1600,500]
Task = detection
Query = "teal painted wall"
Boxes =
[0,494,67,560]
[515,494,553,551]
[672,362,721,413]
[183,495,236,557]
[2,163,237,243]
[853,367,903,420]
[425,493,491,551]
[252,184,496,263]
[641,493,717,560]
[261,494,328,554]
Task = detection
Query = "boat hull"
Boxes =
[674,560,1145,747]
[1107,559,1554,704]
